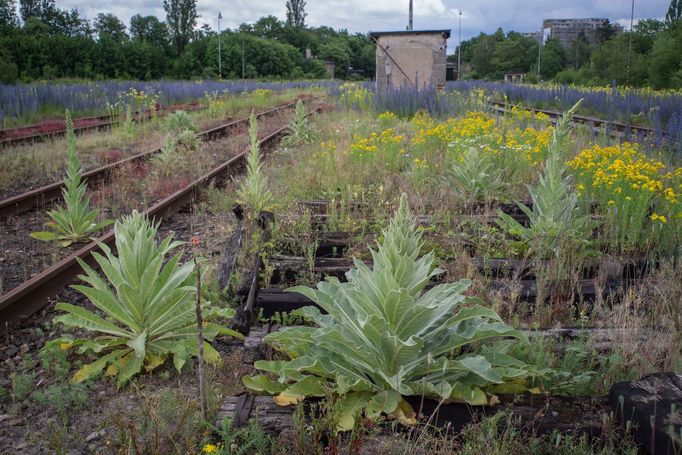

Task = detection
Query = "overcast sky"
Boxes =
[57,0,670,49]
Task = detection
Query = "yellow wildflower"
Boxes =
[203,443,218,453]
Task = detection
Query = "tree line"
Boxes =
[454,5,682,89]
[0,0,376,83]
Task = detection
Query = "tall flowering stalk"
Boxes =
[31,110,113,247]
[497,100,595,262]
[236,112,273,214]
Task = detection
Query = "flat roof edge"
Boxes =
[369,29,452,39]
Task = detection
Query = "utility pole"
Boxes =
[537,29,543,79]
[408,0,413,30]
[627,0,635,85]
[457,9,462,80]
[242,28,246,80]
[537,37,541,78]
[217,12,222,79]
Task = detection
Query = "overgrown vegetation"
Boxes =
[456,17,682,88]
[48,211,242,387]
[0,3,374,82]
[244,195,541,430]
[30,110,113,246]
[282,99,316,147]
[236,112,273,214]
[3,85,681,454]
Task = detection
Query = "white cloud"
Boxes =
[55,0,670,45]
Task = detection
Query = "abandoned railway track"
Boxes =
[0,102,204,148]
[0,100,324,327]
[0,98,304,219]
[490,100,668,141]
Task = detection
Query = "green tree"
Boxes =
[470,32,499,78]
[0,0,18,31]
[0,47,18,83]
[539,38,565,79]
[94,13,127,43]
[19,0,52,23]
[130,14,168,50]
[633,19,666,53]
[253,15,285,40]
[591,33,648,86]
[490,37,533,76]
[285,0,306,28]
[317,41,350,78]
[667,0,682,23]
[566,32,592,69]
[41,7,91,37]
[164,0,197,54]
[648,21,682,88]
[125,40,166,79]
[347,32,375,77]
[596,19,619,44]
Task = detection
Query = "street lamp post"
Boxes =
[242,28,245,80]
[537,30,542,79]
[217,12,222,79]
[457,9,462,80]
[627,0,635,84]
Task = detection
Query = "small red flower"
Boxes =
[190,236,200,246]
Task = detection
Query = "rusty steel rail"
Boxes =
[0,103,204,148]
[0,104,323,325]
[0,98,303,219]
[490,101,667,139]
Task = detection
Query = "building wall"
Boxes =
[521,31,542,44]
[374,33,447,90]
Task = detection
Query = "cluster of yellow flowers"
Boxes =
[650,213,668,224]
[494,127,552,166]
[569,142,681,251]
[499,106,552,129]
[252,89,273,97]
[338,82,373,109]
[377,111,398,121]
[568,143,680,209]
[408,111,553,174]
[411,111,495,146]
[122,88,158,109]
[349,128,405,159]
[312,140,341,161]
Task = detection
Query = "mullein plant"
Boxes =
[244,194,541,431]
[496,100,595,264]
[281,99,316,146]
[45,211,243,387]
[31,110,113,247]
[236,112,273,215]
[448,147,510,205]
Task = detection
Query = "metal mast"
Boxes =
[408,0,413,30]
[458,9,462,80]
[217,12,222,79]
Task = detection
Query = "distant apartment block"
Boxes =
[542,18,622,49]
[520,31,541,44]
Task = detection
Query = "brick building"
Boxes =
[369,30,450,90]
